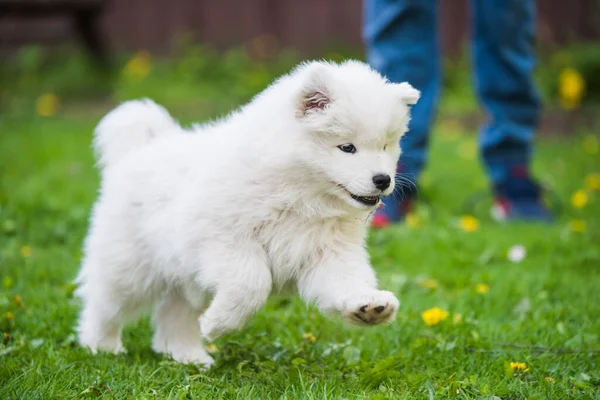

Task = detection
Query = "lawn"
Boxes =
[1,101,599,399]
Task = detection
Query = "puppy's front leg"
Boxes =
[200,242,272,341]
[297,247,399,326]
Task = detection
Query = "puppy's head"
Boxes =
[294,60,419,210]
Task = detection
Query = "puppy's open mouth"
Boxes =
[344,190,380,206]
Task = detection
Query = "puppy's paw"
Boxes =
[79,333,126,355]
[166,346,215,368]
[342,290,400,326]
[200,315,237,342]
[199,318,220,341]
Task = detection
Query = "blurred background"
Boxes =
[1,0,599,226]
[1,0,599,126]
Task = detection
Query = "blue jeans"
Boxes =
[363,0,540,186]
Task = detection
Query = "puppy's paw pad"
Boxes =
[345,291,399,326]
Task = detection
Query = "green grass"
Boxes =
[0,106,599,399]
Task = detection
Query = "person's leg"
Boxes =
[472,0,551,220]
[363,0,440,224]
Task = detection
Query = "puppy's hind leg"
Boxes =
[152,291,214,368]
[76,282,128,355]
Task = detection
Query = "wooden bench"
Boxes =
[0,0,109,69]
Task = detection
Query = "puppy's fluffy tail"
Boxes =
[94,99,179,169]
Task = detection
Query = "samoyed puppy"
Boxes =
[75,60,419,367]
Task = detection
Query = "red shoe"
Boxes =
[491,166,553,222]
[371,210,391,228]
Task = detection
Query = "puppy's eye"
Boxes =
[337,143,357,154]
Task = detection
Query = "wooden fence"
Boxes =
[1,0,599,57]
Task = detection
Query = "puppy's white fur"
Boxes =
[75,60,419,367]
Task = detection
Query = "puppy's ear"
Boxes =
[394,82,420,105]
[297,63,332,117]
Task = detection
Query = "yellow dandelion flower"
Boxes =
[452,313,463,324]
[559,68,585,110]
[205,344,218,353]
[475,283,490,294]
[417,279,438,289]
[303,332,317,343]
[459,215,479,232]
[14,295,23,307]
[124,50,152,81]
[585,173,600,190]
[21,245,32,258]
[545,376,555,383]
[405,213,420,228]
[6,312,14,320]
[422,307,449,326]
[3,332,10,339]
[509,362,529,372]
[571,190,588,209]
[36,93,60,117]
[583,135,598,155]
[569,219,586,233]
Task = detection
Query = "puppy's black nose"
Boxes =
[372,174,391,191]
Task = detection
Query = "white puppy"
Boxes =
[75,60,419,367]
